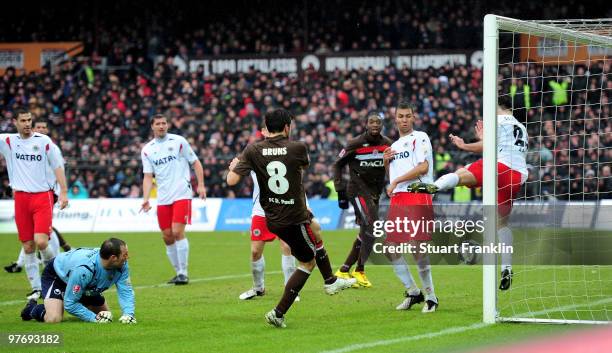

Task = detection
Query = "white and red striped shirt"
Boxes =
[388,130,434,193]
[0,132,64,193]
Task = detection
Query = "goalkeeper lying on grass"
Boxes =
[21,238,136,324]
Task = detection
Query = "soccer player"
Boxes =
[227,108,355,328]
[4,119,71,275]
[21,238,136,324]
[140,114,206,285]
[333,113,393,288]
[413,99,528,290]
[383,101,439,313]
[237,170,298,300]
[0,110,69,301]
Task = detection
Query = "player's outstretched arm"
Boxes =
[192,159,207,200]
[64,267,98,322]
[116,264,136,324]
[226,157,242,186]
[449,134,483,153]
[141,173,153,212]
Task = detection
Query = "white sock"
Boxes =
[16,247,25,267]
[391,257,419,294]
[252,256,265,291]
[175,238,189,276]
[38,244,55,264]
[434,173,460,191]
[416,256,436,302]
[24,252,41,291]
[498,227,513,271]
[48,231,60,256]
[165,243,180,274]
[281,255,296,285]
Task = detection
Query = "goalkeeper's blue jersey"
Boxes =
[53,248,135,322]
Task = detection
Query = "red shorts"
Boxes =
[14,190,54,242]
[466,159,524,217]
[251,215,277,242]
[386,192,434,242]
[157,199,192,230]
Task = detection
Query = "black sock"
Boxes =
[275,269,310,316]
[315,247,335,284]
[340,238,362,273]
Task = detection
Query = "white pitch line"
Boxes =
[319,322,491,353]
[320,297,612,353]
[0,271,282,307]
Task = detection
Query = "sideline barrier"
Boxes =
[0,199,609,233]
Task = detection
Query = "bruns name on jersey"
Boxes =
[15,153,43,161]
[152,155,177,166]
[262,147,287,156]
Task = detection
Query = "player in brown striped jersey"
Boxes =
[333,114,393,287]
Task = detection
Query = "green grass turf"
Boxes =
[0,230,607,353]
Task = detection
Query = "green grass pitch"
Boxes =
[0,231,607,353]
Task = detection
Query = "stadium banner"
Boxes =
[215,198,253,231]
[519,35,612,64]
[0,198,221,233]
[214,198,342,231]
[187,50,483,76]
[0,42,84,74]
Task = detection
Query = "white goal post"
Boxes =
[482,14,612,324]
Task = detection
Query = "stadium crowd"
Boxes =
[0,57,610,201]
[0,0,610,201]
[2,0,610,58]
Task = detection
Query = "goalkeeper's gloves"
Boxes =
[119,314,137,324]
[338,190,349,209]
[95,311,113,323]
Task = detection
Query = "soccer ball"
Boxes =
[458,239,481,265]
[96,311,113,323]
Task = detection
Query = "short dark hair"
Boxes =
[150,114,168,125]
[100,238,126,259]
[396,99,416,112]
[34,119,48,126]
[15,109,31,118]
[264,109,293,133]
[498,94,513,110]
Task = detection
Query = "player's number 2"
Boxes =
[266,161,289,194]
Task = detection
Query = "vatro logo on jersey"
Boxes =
[72,284,81,294]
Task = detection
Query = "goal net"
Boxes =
[482,15,612,324]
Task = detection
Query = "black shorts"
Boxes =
[41,260,105,307]
[349,194,380,226]
[268,222,317,263]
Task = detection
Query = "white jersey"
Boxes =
[251,171,266,217]
[0,132,64,193]
[497,115,529,177]
[141,133,198,205]
[388,130,434,193]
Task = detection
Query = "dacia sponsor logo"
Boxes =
[152,155,177,166]
[262,147,287,156]
[393,151,410,160]
[15,153,42,161]
[360,160,384,167]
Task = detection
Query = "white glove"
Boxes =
[119,314,137,324]
[96,311,113,323]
